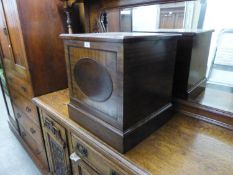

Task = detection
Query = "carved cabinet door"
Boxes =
[41,111,71,175]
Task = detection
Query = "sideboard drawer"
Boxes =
[73,161,100,175]
[11,90,39,125]
[70,133,123,175]
[19,124,48,169]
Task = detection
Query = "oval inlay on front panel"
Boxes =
[74,58,113,102]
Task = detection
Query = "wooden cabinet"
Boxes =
[40,110,71,175]
[152,29,213,99]
[0,0,67,173]
[61,32,179,153]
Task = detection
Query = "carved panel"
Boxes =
[41,111,71,175]
[49,135,69,175]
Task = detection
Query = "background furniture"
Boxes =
[152,29,213,99]
[0,0,68,173]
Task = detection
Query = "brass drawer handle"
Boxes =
[34,149,41,155]
[3,27,8,36]
[30,128,36,134]
[76,143,88,158]
[16,113,21,119]
[8,77,12,81]
[21,132,26,137]
[26,107,32,113]
[21,86,27,92]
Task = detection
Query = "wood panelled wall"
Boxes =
[16,0,67,96]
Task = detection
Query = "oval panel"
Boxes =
[74,58,113,102]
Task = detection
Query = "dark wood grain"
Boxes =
[16,0,67,96]
[152,29,213,99]
[61,32,179,153]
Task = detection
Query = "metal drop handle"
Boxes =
[16,113,21,119]
[70,152,81,163]
[21,86,27,92]
[3,27,8,35]
[26,106,32,112]
[30,128,36,134]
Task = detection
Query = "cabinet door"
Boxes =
[2,0,27,68]
[0,1,14,62]
[41,111,71,175]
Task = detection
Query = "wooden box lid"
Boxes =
[60,32,180,43]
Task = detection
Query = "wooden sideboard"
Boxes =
[33,89,233,175]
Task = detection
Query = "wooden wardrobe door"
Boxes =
[0,1,14,62]
[2,0,27,68]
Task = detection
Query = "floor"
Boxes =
[0,88,41,175]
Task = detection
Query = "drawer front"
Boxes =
[10,89,39,125]
[70,133,123,175]
[15,107,43,145]
[19,124,48,169]
[73,161,100,175]
[7,72,33,99]
[41,111,71,175]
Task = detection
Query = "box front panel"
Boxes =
[69,46,121,122]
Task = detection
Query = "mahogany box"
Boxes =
[154,29,213,99]
[60,32,180,153]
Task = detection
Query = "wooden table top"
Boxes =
[34,89,233,175]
